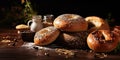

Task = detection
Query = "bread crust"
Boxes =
[87,30,119,52]
[53,14,88,32]
[85,16,110,32]
[34,26,60,45]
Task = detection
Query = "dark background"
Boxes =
[30,0,119,18]
[0,0,120,28]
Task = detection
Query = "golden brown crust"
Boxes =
[34,26,60,45]
[85,16,110,32]
[53,14,88,32]
[16,24,30,30]
[15,24,30,34]
[87,30,119,52]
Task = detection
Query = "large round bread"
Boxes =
[53,14,88,32]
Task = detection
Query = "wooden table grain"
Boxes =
[0,29,120,60]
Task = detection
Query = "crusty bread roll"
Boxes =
[15,24,30,33]
[53,14,88,32]
[16,24,30,30]
[87,30,119,52]
[34,26,60,46]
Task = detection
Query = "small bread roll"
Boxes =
[16,24,29,29]
[34,26,60,46]
[53,14,88,32]
[15,24,30,33]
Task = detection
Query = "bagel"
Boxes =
[34,26,60,46]
[87,30,119,52]
[53,14,88,32]
[85,16,110,32]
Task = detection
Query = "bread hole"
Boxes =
[88,22,95,30]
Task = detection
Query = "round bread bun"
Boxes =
[16,24,30,33]
[55,31,89,49]
[53,14,88,32]
[34,26,60,46]
[16,24,30,30]
[87,30,119,52]
[85,16,110,32]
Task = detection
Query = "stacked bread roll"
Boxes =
[53,14,89,49]
[34,14,89,49]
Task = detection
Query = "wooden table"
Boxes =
[0,29,120,60]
